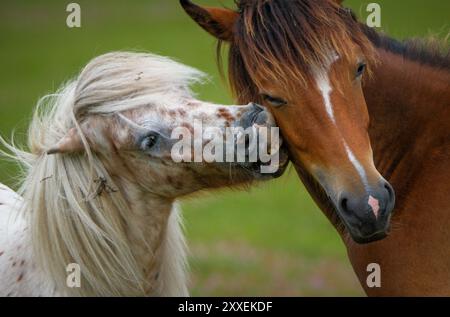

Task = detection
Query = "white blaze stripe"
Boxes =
[314,55,370,190]
[315,75,336,124]
[344,143,370,189]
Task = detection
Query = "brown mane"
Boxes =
[362,25,450,71]
[222,0,375,103]
[221,0,449,104]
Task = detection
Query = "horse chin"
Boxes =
[348,230,389,244]
[339,215,391,244]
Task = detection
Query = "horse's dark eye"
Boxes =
[141,133,159,151]
[262,94,287,107]
[356,63,366,78]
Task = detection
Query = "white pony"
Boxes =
[0,52,287,296]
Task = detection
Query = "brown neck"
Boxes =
[347,46,450,296]
[364,48,450,210]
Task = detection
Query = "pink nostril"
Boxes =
[368,196,380,219]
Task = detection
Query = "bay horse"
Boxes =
[182,0,450,295]
[0,52,287,296]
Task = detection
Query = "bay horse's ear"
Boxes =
[47,128,84,155]
[180,0,238,42]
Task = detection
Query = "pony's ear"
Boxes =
[47,128,84,155]
[180,0,238,42]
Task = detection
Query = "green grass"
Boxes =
[0,0,448,296]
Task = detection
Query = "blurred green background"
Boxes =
[0,0,448,296]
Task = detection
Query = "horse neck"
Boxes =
[115,179,177,294]
[125,188,170,265]
[363,48,450,202]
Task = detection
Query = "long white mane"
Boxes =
[0,52,205,296]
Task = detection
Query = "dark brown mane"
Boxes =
[221,0,449,104]
[362,25,450,71]
[223,0,375,103]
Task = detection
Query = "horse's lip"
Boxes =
[350,230,388,244]
[339,215,390,244]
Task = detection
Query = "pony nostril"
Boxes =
[254,110,269,126]
[251,102,266,112]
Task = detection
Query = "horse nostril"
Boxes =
[383,182,395,202]
[340,197,350,215]
[382,182,396,215]
[385,184,392,196]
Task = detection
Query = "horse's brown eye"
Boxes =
[262,94,287,107]
[356,63,366,78]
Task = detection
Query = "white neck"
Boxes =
[0,179,188,297]
[77,167,190,296]
[116,179,188,296]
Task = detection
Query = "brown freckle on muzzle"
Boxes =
[217,108,235,122]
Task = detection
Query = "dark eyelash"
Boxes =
[262,94,287,106]
[356,63,366,77]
